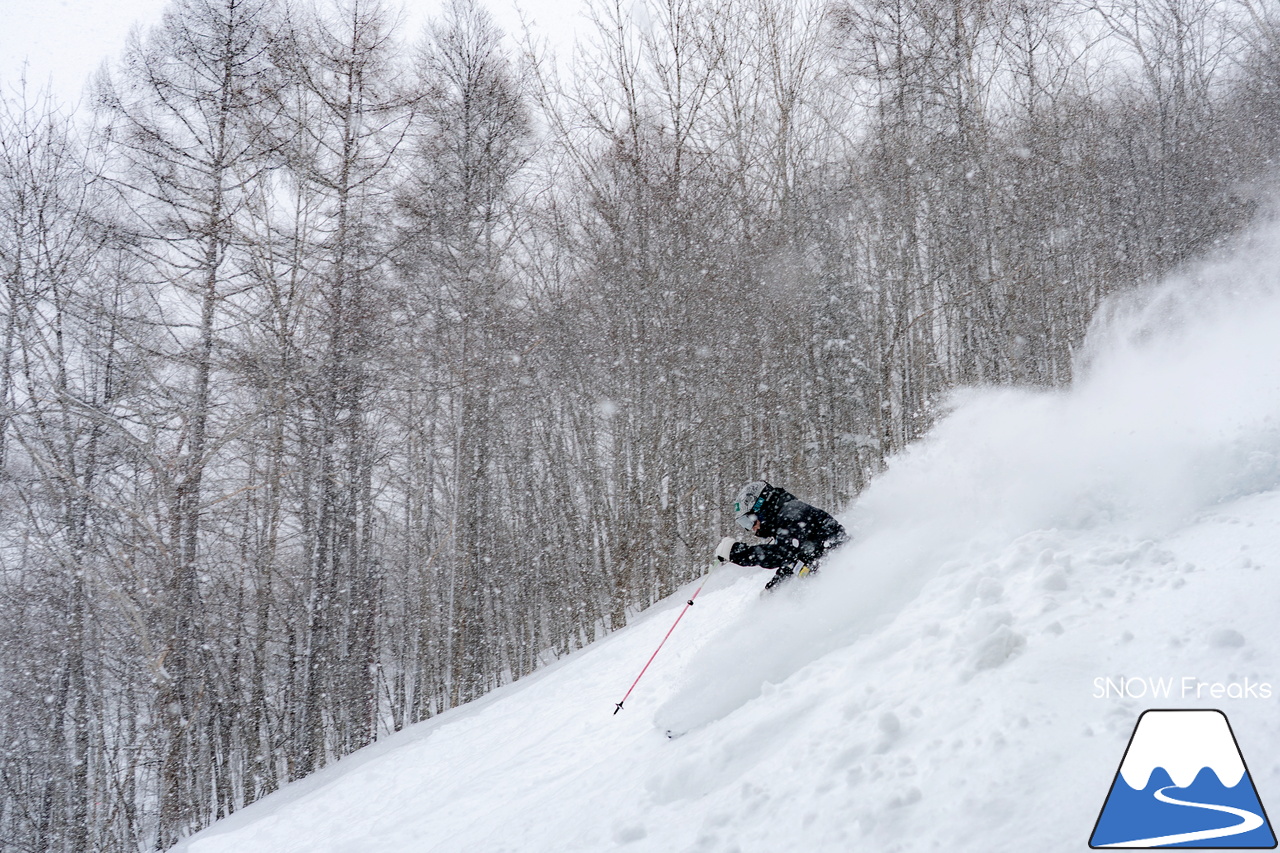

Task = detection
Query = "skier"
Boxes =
[714,480,847,590]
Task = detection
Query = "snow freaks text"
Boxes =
[1093,676,1274,701]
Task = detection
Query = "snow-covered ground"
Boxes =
[175,221,1280,852]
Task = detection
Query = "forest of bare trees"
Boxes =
[1,0,1277,848]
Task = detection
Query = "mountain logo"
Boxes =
[1090,709,1276,849]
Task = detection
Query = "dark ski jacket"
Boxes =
[729,484,847,570]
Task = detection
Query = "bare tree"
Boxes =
[94,0,279,842]
[0,80,149,853]
[270,0,411,769]
[397,0,531,706]
[1090,0,1247,270]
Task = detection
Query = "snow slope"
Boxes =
[175,221,1280,853]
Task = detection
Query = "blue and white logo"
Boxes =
[1091,709,1276,848]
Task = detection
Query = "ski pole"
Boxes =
[613,567,712,715]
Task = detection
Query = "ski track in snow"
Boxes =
[175,222,1280,852]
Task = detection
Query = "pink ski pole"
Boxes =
[613,570,711,714]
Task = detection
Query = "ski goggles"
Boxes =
[734,493,765,530]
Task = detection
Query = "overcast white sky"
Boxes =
[2,0,583,107]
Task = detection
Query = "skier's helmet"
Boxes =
[733,480,768,530]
